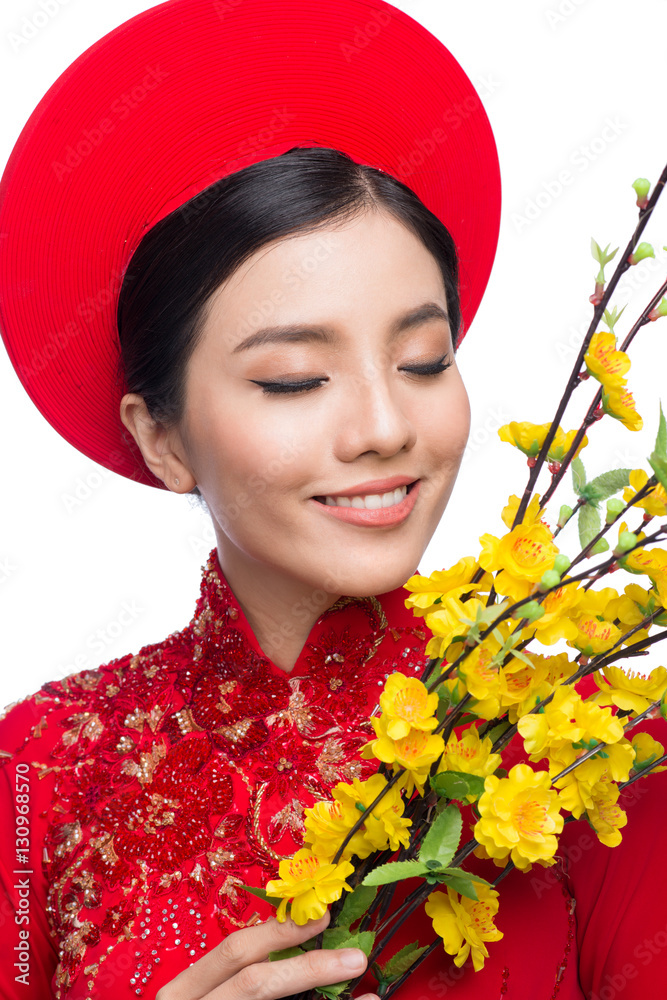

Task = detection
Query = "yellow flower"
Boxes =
[623,543,667,592]
[547,428,589,463]
[479,522,560,602]
[498,424,586,464]
[303,774,411,861]
[567,587,622,656]
[403,557,492,618]
[425,884,503,972]
[523,583,582,646]
[379,673,439,740]
[265,849,354,924]
[518,684,624,761]
[457,638,503,719]
[332,775,412,855]
[499,421,552,458]
[423,596,487,660]
[585,777,627,847]
[474,764,563,870]
[602,384,643,431]
[437,725,502,801]
[302,798,369,862]
[501,493,545,529]
[550,740,635,818]
[631,732,667,773]
[363,716,445,795]
[584,330,631,390]
[623,469,667,518]
[594,665,667,716]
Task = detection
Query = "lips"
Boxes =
[310,480,421,527]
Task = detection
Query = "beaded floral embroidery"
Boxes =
[0,549,429,998]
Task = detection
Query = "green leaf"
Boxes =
[362,860,430,886]
[585,468,631,500]
[337,885,377,928]
[572,457,587,495]
[578,503,602,549]
[486,721,511,745]
[239,885,281,908]
[439,866,493,887]
[419,803,462,867]
[323,928,375,956]
[315,981,350,999]
[649,403,667,492]
[269,946,308,961]
[429,771,487,802]
[380,941,429,980]
[437,872,483,901]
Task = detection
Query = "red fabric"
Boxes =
[0,0,501,488]
[0,548,665,999]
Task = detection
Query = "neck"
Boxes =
[213,538,343,673]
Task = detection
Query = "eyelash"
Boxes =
[251,355,453,395]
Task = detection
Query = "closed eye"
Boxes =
[250,355,453,395]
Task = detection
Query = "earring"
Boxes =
[174,477,180,486]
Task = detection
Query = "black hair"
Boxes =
[115,145,461,498]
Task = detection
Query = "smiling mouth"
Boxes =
[312,480,419,510]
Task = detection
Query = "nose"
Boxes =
[334,364,417,462]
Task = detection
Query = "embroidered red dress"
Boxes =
[1,548,666,999]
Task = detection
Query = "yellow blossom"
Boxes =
[425,884,503,972]
[584,330,631,390]
[623,543,667,593]
[474,764,563,870]
[265,849,354,924]
[594,664,667,716]
[501,493,545,529]
[623,469,667,518]
[518,684,624,762]
[479,522,560,603]
[457,638,503,720]
[631,732,667,773]
[423,596,487,660]
[585,776,627,847]
[303,774,412,861]
[523,583,582,646]
[362,716,445,795]
[379,673,439,740]
[549,740,635,818]
[498,423,587,463]
[403,557,492,618]
[437,725,502,801]
[567,587,622,656]
[602,384,643,431]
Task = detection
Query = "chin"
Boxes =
[319,555,422,599]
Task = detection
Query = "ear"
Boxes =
[119,393,197,492]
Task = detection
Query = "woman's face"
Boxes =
[166,208,470,598]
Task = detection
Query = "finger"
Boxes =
[220,944,369,1000]
[156,911,331,1000]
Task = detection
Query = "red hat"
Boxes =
[0,0,501,489]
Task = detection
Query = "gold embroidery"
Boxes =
[119,741,167,785]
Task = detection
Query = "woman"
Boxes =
[1,2,666,999]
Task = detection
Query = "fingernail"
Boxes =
[339,948,366,973]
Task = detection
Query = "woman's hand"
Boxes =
[155,909,378,1000]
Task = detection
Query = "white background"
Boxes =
[1,0,667,707]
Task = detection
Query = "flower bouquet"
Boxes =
[247,169,667,998]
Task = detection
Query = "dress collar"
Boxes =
[190,547,425,680]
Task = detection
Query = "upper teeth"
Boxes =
[323,485,408,509]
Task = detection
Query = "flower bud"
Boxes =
[628,242,655,265]
[648,298,667,322]
[605,498,625,523]
[553,554,571,575]
[632,177,651,208]
[519,600,546,622]
[538,569,561,592]
[590,538,610,555]
[614,530,638,555]
[558,504,574,528]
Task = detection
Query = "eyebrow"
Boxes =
[231,301,450,354]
